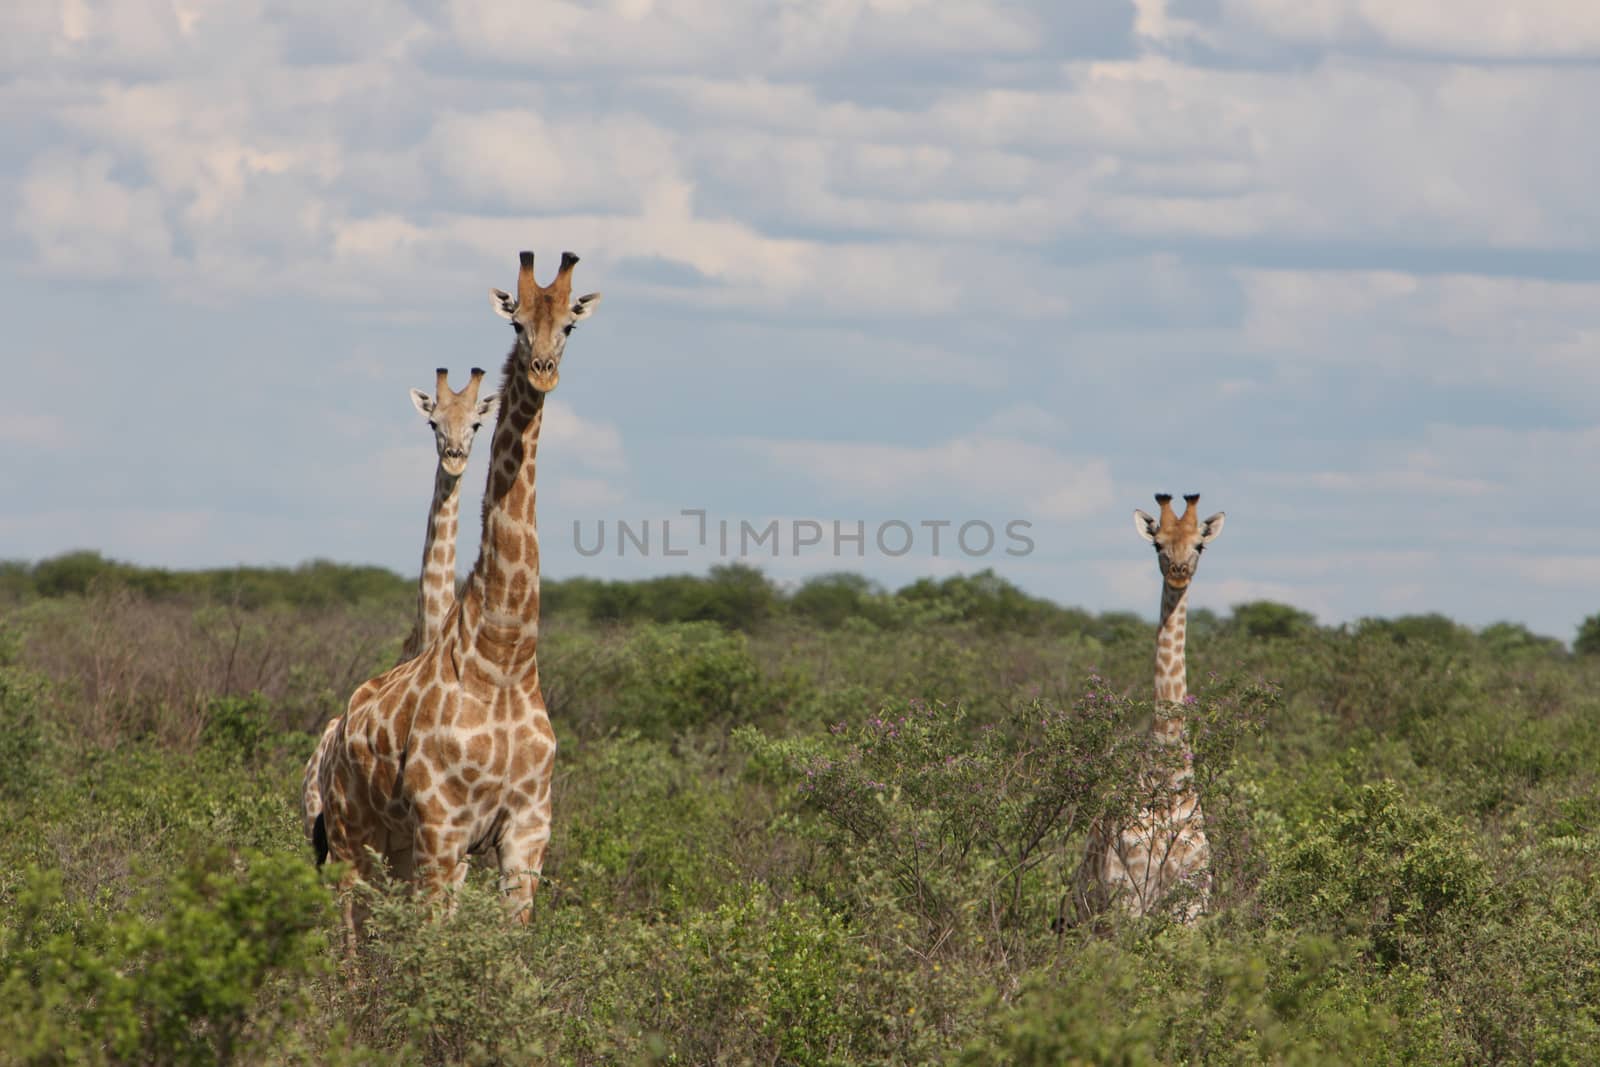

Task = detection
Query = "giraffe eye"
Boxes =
[562,322,575,336]
[512,321,524,333]
[427,420,437,430]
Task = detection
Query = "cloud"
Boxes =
[17,153,174,276]
[1506,555,1600,589]
[0,413,69,450]
[1235,269,1600,404]
[751,433,1114,520]
[1217,0,1600,59]
[543,400,628,474]
[426,108,681,215]
[443,0,1038,75]
[1253,470,1496,497]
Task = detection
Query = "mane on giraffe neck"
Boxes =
[1152,580,1189,744]
[453,346,547,680]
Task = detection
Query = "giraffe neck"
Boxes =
[400,464,462,661]
[457,357,544,682]
[1152,582,1188,744]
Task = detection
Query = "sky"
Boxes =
[4,0,1600,639]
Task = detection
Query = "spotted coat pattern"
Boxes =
[314,251,600,931]
[1074,493,1225,923]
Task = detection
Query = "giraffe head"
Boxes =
[488,250,602,393]
[1134,493,1225,591]
[409,367,500,477]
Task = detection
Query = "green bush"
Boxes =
[554,735,739,914]
[0,850,331,1066]
[0,666,51,801]
[746,679,1270,952]
[1265,780,1489,965]
[0,561,1595,1065]
[202,693,276,764]
[1575,612,1600,656]
[960,933,1397,1066]
[607,622,770,735]
[1228,600,1317,640]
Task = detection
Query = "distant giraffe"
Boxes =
[400,368,499,661]
[1073,492,1226,923]
[315,250,600,932]
[300,368,497,851]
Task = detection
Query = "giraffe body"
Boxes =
[300,369,496,849]
[1075,493,1225,923]
[316,251,600,928]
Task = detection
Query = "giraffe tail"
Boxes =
[313,813,329,868]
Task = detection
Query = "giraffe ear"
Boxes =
[475,393,500,422]
[1199,511,1226,544]
[1133,509,1159,543]
[410,389,436,418]
[571,292,602,321]
[490,287,518,319]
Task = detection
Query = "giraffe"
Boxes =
[399,367,500,662]
[300,369,498,849]
[315,250,600,930]
[1073,492,1226,923]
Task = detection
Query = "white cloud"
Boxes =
[751,433,1114,520]
[17,152,174,276]
[543,400,628,474]
[1219,0,1600,58]
[426,108,681,215]
[444,0,1037,74]
[1236,269,1600,401]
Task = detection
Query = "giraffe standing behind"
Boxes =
[316,251,600,930]
[1074,492,1226,923]
[300,368,497,851]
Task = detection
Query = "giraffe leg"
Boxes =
[326,824,380,951]
[496,779,554,925]
[412,823,471,917]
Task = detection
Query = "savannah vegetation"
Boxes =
[1,550,1598,1064]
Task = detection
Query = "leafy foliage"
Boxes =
[1,562,1596,1064]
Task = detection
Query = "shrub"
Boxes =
[1228,600,1317,640]
[1575,612,1600,656]
[202,693,276,764]
[0,666,51,801]
[1265,780,1488,966]
[0,850,331,1066]
[746,678,1270,956]
[607,622,769,736]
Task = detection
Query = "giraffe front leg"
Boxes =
[412,821,471,917]
[496,777,554,925]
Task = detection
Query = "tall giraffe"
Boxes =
[300,369,497,849]
[1073,492,1226,923]
[316,251,600,928]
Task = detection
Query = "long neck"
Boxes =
[1152,582,1188,744]
[457,361,544,683]
[399,464,462,662]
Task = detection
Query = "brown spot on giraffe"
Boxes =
[316,250,601,936]
[1074,492,1226,926]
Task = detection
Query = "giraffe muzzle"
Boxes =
[529,359,560,392]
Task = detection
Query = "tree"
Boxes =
[1575,613,1600,656]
